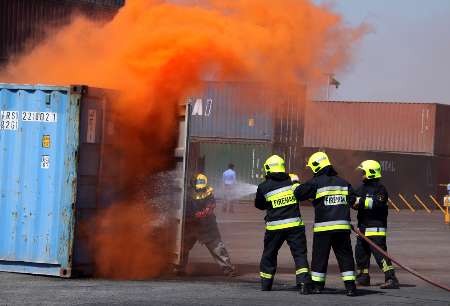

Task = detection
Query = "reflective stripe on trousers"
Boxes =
[364,227,386,236]
[266,217,304,230]
[260,272,273,279]
[313,220,351,232]
[295,268,309,275]
[341,270,356,281]
[311,271,326,282]
[316,186,348,199]
[381,259,394,272]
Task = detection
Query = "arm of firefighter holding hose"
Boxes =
[255,186,268,210]
[294,181,317,204]
[352,186,388,210]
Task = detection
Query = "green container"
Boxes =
[188,141,272,200]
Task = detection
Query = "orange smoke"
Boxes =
[0,0,365,279]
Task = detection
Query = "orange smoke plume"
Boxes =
[0,0,365,279]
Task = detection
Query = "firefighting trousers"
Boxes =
[179,220,234,273]
[355,232,395,280]
[311,230,356,285]
[260,226,311,285]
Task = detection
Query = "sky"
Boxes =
[317,0,450,104]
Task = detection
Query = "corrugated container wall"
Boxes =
[303,101,450,156]
[0,83,178,277]
[434,104,450,156]
[188,81,305,142]
[0,0,124,65]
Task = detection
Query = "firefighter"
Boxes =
[352,160,400,289]
[255,155,311,294]
[294,152,357,296]
[175,173,236,277]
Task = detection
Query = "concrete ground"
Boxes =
[1,205,449,305]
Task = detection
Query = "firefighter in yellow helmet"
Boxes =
[176,173,236,277]
[255,155,311,293]
[352,160,399,289]
[294,152,357,296]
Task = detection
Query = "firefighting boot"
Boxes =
[380,277,400,289]
[297,283,311,295]
[345,281,357,297]
[356,273,370,286]
[311,282,324,294]
[380,270,399,289]
[261,278,273,291]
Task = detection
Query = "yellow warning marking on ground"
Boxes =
[398,193,415,212]
[429,195,446,214]
[414,194,431,213]
[388,198,400,212]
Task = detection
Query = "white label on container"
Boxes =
[41,155,50,169]
[87,109,97,143]
[0,111,19,130]
[22,111,57,123]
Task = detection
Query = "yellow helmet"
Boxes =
[195,173,208,189]
[307,151,331,174]
[264,155,286,175]
[357,160,382,179]
[289,173,300,183]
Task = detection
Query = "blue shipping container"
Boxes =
[0,83,117,277]
[187,81,305,142]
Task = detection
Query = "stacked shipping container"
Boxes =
[299,100,450,208]
[187,95,450,207]
[304,100,450,156]
[186,81,306,195]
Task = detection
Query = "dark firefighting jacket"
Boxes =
[352,179,389,233]
[187,186,217,225]
[255,172,304,230]
[294,166,356,232]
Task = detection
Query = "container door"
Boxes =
[173,104,191,265]
[0,85,79,277]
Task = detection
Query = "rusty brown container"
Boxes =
[304,101,450,156]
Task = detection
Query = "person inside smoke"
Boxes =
[175,173,237,277]
[352,160,400,289]
[222,163,237,213]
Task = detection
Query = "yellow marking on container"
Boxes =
[398,193,415,212]
[429,195,446,214]
[413,194,431,213]
[42,135,50,148]
[388,198,400,212]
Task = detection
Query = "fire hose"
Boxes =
[351,225,450,292]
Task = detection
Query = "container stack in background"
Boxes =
[0,0,124,66]
[184,85,450,209]
[185,81,306,201]
[300,100,450,210]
